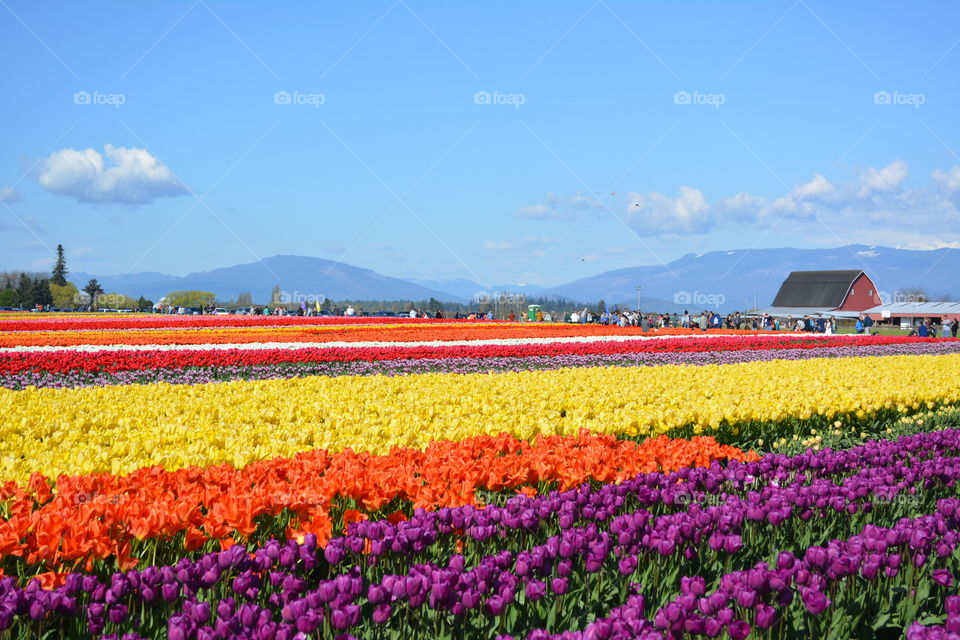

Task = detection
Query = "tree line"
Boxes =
[0,245,153,310]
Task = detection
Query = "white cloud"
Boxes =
[482,241,516,251]
[624,186,717,234]
[795,174,835,198]
[933,166,960,192]
[897,240,960,250]
[517,193,604,220]
[858,159,907,196]
[515,161,960,250]
[0,186,20,202]
[770,174,835,216]
[520,234,556,247]
[856,250,880,257]
[70,247,94,257]
[35,144,188,204]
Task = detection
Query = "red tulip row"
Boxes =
[1,335,937,374]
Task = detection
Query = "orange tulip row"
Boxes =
[0,430,755,573]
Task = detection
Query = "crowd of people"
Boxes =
[21,301,960,337]
[907,317,958,338]
[563,309,837,332]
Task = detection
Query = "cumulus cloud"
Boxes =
[858,159,907,196]
[482,240,516,251]
[517,193,604,220]
[516,160,960,246]
[624,186,713,234]
[35,144,188,204]
[933,167,960,194]
[0,186,20,202]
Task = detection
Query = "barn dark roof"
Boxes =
[771,270,864,308]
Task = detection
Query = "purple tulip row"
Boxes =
[908,595,960,639]
[321,428,960,569]
[1,430,959,638]
[323,451,955,574]
[4,340,959,389]
[500,499,960,640]
[295,446,958,637]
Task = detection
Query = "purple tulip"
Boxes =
[729,620,751,640]
[934,570,954,587]
[801,589,831,614]
[755,603,777,629]
[525,579,546,601]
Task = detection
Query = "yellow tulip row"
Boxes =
[2,353,959,483]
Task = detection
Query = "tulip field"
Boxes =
[3,314,960,639]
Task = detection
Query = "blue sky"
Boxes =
[2,1,959,286]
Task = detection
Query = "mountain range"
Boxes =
[71,244,958,312]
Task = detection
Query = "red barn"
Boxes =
[768,270,882,314]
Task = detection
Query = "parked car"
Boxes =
[213,308,230,315]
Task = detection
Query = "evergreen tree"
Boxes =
[51,244,68,286]
[137,296,153,310]
[32,278,53,307]
[16,273,33,308]
[83,278,104,308]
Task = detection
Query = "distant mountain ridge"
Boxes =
[73,255,462,304]
[69,245,958,311]
[544,244,959,312]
